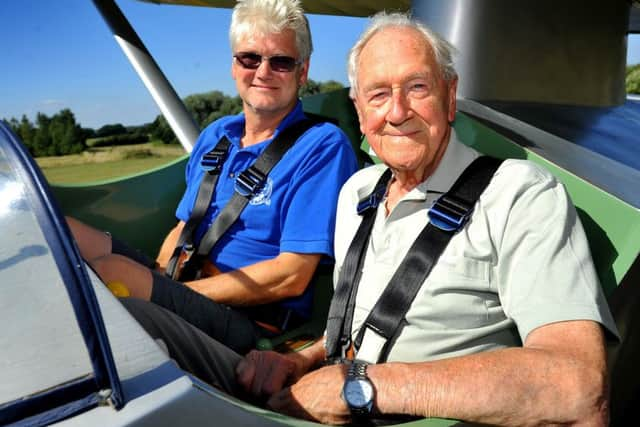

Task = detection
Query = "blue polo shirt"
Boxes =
[176,101,358,316]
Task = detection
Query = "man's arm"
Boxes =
[155,220,185,270]
[270,320,609,426]
[184,252,322,305]
[373,320,608,425]
[152,220,321,304]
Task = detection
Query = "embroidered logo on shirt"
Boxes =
[250,177,273,206]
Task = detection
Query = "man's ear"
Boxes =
[447,77,458,123]
[298,58,310,87]
[352,95,366,135]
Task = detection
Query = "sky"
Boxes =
[0,0,368,129]
[2,1,640,130]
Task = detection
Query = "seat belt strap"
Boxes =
[324,156,502,362]
[165,138,230,279]
[324,169,393,360]
[356,156,503,363]
[178,118,316,281]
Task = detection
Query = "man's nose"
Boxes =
[255,59,273,78]
[386,90,410,124]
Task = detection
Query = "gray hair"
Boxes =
[229,0,312,61]
[348,12,457,97]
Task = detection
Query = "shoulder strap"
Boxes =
[325,156,503,363]
[177,118,317,280]
[356,156,503,363]
[324,168,393,360]
[165,137,230,279]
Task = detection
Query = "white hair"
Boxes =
[348,12,457,97]
[229,0,312,60]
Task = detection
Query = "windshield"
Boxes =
[0,145,93,405]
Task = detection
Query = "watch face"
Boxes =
[344,378,374,408]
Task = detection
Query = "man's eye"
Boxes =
[369,91,388,102]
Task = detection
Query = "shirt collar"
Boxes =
[274,101,305,137]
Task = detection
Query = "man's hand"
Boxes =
[236,350,306,398]
[267,363,352,425]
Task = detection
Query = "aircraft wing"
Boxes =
[138,1,640,32]
[630,1,640,33]
[137,0,411,17]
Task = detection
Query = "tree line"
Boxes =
[6,110,88,157]
[2,79,344,157]
[626,64,640,94]
[13,68,637,158]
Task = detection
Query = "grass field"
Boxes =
[37,142,186,184]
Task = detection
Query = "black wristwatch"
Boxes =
[342,360,375,422]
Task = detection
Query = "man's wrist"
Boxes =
[343,360,376,421]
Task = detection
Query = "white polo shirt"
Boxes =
[333,131,618,363]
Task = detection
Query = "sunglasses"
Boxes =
[233,52,302,73]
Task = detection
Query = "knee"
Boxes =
[90,254,125,280]
[92,254,153,300]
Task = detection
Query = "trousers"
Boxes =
[149,270,265,354]
[120,297,243,393]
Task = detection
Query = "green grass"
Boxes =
[40,157,183,183]
[36,142,186,184]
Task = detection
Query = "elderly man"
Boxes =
[118,11,618,426]
[69,0,357,355]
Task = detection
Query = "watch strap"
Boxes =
[348,360,368,380]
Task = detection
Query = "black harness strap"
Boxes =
[325,156,503,363]
[165,138,230,279]
[324,169,393,360]
[176,118,316,281]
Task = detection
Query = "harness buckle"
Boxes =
[174,243,198,281]
[235,166,266,197]
[201,147,228,173]
[357,185,386,215]
[428,194,473,232]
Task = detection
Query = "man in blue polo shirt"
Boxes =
[69,0,357,354]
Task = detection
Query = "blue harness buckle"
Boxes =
[357,185,387,215]
[201,147,228,173]
[235,166,266,197]
[428,194,473,232]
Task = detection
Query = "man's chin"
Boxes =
[385,133,424,144]
[245,99,296,116]
[378,147,432,169]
